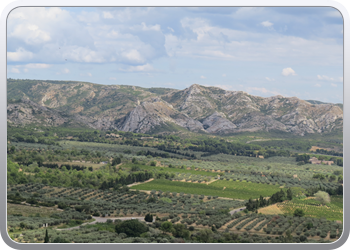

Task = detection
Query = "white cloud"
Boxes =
[165,16,342,66]
[64,47,105,63]
[261,21,273,27]
[331,83,337,87]
[9,23,51,45]
[247,87,282,96]
[314,84,321,87]
[265,77,275,81]
[141,22,161,31]
[317,75,343,82]
[109,77,117,80]
[222,74,226,77]
[9,63,52,73]
[25,63,51,69]
[119,63,154,72]
[7,47,34,61]
[167,27,174,32]
[103,11,114,19]
[87,73,92,77]
[10,68,20,73]
[200,76,206,79]
[121,50,145,64]
[281,67,296,76]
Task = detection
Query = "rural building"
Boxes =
[309,157,333,165]
[309,157,321,164]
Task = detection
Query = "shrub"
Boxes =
[145,214,153,222]
[314,191,331,205]
[115,220,148,237]
[293,209,305,217]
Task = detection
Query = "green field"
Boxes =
[126,164,218,177]
[278,196,343,221]
[132,179,282,200]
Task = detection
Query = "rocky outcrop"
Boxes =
[202,111,237,134]
[7,98,68,127]
[117,99,204,133]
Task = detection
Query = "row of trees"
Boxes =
[245,189,293,211]
[99,171,154,190]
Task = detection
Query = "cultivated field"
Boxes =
[132,179,282,200]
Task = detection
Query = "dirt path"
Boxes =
[229,207,246,215]
[246,139,284,144]
[55,216,146,231]
[206,179,219,185]
[127,178,154,187]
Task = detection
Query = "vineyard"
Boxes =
[277,197,343,221]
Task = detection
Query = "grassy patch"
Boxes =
[82,222,116,232]
[126,163,218,177]
[7,203,62,217]
[277,197,343,221]
[132,179,280,200]
[257,204,284,215]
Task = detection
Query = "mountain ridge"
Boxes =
[7,79,343,136]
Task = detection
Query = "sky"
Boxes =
[6,7,344,103]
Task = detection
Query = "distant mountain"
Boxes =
[305,100,343,110]
[7,79,343,136]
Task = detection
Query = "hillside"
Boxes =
[7,79,343,136]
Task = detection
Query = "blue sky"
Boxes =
[7,7,343,103]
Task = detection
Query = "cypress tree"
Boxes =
[287,188,293,200]
[44,229,49,243]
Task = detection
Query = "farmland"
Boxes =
[6,126,343,243]
[133,179,282,200]
[277,196,343,222]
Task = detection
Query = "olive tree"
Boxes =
[314,191,330,205]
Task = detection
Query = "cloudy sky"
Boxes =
[7,7,343,103]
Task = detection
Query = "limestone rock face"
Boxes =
[117,99,204,133]
[7,80,343,136]
[7,98,67,127]
[202,111,237,134]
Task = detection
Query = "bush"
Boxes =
[299,235,307,242]
[115,220,148,237]
[145,214,153,222]
[314,191,330,205]
[293,209,305,217]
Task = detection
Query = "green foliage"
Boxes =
[115,219,148,237]
[44,229,49,243]
[160,221,173,234]
[145,214,153,222]
[293,209,305,217]
[314,191,330,205]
